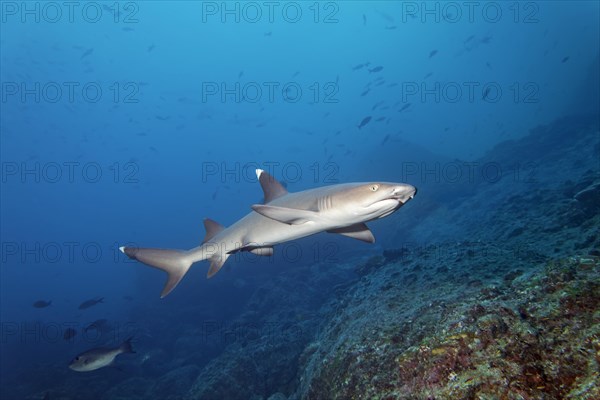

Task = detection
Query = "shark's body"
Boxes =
[121,169,416,297]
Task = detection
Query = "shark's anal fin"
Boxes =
[251,204,319,225]
[327,223,375,243]
[202,218,225,244]
[256,169,288,203]
[207,253,230,278]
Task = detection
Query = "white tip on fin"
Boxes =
[119,246,125,253]
[256,169,264,179]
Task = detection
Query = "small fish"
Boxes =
[155,115,170,121]
[122,27,134,32]
[264,31,272,37]
[84,319,109,333]
[147,44,156,52]
[429,50,438,58]
[375,116,386,122]
[357,116,372,129]
[238,71,244,79]
[33,300,52,308]
[63,328,77,341]
[381,134,390,145]
[80,48,94,59]
[360,89,370,97]
[78,297,104,310]
[561,56,569,63]
[352,63,366,71]
[362,14,367,26]
[368,66,383,73]
[424,72,433,79]
[482,87,491,100]
[123,295,134,301]
[398,103,411,112]
[69,337,135,372]
[372,100,384,110]
[385,26,397,30]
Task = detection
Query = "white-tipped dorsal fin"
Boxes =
[256,169,288,204]
[202,218,225,244]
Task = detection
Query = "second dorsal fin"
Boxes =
[256,169,288,204]
[202,218,225,243]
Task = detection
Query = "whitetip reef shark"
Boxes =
[120,169,417,297]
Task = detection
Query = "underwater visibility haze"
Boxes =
[1,1,599,399]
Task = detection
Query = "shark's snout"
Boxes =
[391,184,417,203]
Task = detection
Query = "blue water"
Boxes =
[1,2,599,399]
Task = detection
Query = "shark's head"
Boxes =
[329,182,417,222]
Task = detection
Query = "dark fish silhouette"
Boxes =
[63,328,77,340]
[398,103,411,112]
[429,50,438,58]
[561,56,569,63]
[147,44,156,52]
[33,300,52,308]
[368,66,383,73]
[482,87,491,100]
[362,14,367,26]
[79,297,104,310]
[360,89,370,97]
[80,48,94,59]
[381,134,390,145]
[357,116,372,129]
[375,116,386,122]
[424,72,433,79]
[84,319,110,333]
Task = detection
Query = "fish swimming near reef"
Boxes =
[63,328,77,341]
[69,337,134,372]
[120,169,417,297]
[78,297,104,310]
[357,116,372,129]
[33,300,52,308]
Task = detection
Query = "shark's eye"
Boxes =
[370,184,379,191]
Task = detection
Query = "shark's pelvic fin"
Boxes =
[256,169,288,203]
[248,246,274,256]
[207,253,230,278]
[202,218,225,243]
[251,204,319,225]
[120,247,194,298]
[327,223,375,243]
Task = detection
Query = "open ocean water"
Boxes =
[1,1,599,399]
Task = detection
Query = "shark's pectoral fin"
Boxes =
[327,223,375,243]
[207,253,230,278]
[251,204,319,225]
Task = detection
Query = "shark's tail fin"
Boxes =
[120,246,194,298]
